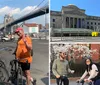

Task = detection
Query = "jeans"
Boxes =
[56,76,69,85]
[94,79,100,85]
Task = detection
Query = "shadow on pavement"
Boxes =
[41,77,49,85]
[0,82,13,85]
[10,79,26,85]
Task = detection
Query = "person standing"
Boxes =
[14,27,36,85]
[52,51,74,85]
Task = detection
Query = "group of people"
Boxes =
[52,50,100,85]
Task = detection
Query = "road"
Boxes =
[0,39,49,85]
[50,37,100,42]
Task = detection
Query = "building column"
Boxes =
[82,18,87,28]
[77,18,78,28]
[69,17,70,28]
[84,18,86,28]
[64,16,66,28]
[62,14,65,28]
[73,17,74,28]
[81,18,82,28]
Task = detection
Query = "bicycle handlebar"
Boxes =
[76,80,93,85]
[76,80,84,83]
[12,53,28,63]
[15,58,28,63]
[10,58,28,66]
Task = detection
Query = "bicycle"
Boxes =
[76,80,93,85]
[8,58,24,85]
[0,58,9,82]
[56,76,69,85]
[9,57,37,85]
[0,58,6,68]
[0,66,9,82]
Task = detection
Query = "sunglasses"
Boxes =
[86,60,90,62]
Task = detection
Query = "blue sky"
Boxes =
[51,0,100,16]
[0,0,49,25]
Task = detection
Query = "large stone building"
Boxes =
[51,4,100,36]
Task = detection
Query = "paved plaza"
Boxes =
[51,81,91,85]
[0,39,49,85]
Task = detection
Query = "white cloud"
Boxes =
[0,6,38,16]
[10,8,20,15]
[0,6,11,15]
[20,6,38,15]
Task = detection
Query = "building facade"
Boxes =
[51,4,100,36]
[20,23,42,34]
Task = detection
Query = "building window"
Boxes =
[98,23,100,25]
[53,24,55,27]
[87,22,89,24]
[91,22,93,25]
[95,22,96,25]
[53,19,55,22]
[91,26,93,30]
[87,26,89,29]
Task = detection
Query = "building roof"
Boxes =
[50,10,61,16]
[63,4,80,9]
[86,15,100,20]
[62,4,85,11]
[24,23,38,27]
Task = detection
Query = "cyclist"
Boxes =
[77,58,100,85]
[14,27,36,85]
[52,50,74,85]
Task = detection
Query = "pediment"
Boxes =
[64,9,86,16]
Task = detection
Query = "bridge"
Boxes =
[0,5,49,31]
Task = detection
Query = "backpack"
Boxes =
[90,63,100,81]
[94,63,100,76]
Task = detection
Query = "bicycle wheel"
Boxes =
[0,60,6,68]
[17,67,23,85]
[0,67,9,82]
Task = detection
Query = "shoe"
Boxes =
[32,79,36,85]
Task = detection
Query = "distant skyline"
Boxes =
[0,0,49,25]
[51,0,100,16]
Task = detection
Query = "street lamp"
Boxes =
[40,8,47,40]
